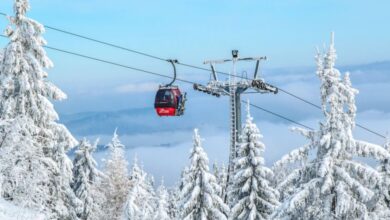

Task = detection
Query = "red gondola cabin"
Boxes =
[154,86,185,116]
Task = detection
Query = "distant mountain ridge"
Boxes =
[60,107,203,136]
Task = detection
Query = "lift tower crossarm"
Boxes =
[204,56,266,64]
[204,59,232,64]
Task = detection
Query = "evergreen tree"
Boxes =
[213,162,228,200]
[229,102,279,220]
[72,138,103,220]
[153,180,171,220]
[179,129,229,220]
[221,164,228,197]
[167,168,190,219]
[374,135,390,218]
[144,172,157,218]
[381,136,390,207]
[0,0,80,218]
[220,164,228,202]
[99,129,130,220]
[123,157,155,220]
[179,166,189,191]
[273,33,390,219]
[167,185,180,219]
[213,162,220,182]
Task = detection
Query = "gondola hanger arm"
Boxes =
[165,59,179,87]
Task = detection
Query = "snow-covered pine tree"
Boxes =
[219,163,228,202]
[99,130,130,220]
[72,138,103,220]
[167,168,190,219]
[179,129,229,220]
[179,166,189,191]
[153,179,171,220]
[272,33,390,219]
[374,135,390,218]
[213,163,222,196]
[0,0,80,219]
[213,162,221,182]
[167,185,180,219]
[144,172,157,218]
[213,162,228,201]
[229,101,279,220]
[381,136,390,207]
[123,157,155,220]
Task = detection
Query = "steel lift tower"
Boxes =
[193,50,278,199]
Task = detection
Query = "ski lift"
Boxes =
[154,59,187,116]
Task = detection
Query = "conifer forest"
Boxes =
[0,0,389,219]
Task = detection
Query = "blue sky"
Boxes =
[1,0,390,68]
[1,0,390,184]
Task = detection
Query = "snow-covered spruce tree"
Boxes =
[179,166,190,191]
[72,138,103,220]
[375,135,390,217]
[272,33,390,219]
[166,168,191,219]
[213,162,221,183]
[143,167,157,217]
[167,185,180,219]
[0,0,80,219]
[179,129,229,220]
[229,102,279,220]
[213,162,228,200]
[219,163,228,202]
[99,130,130,220]
[153,179,171,220]
[381,136,390,207]
[123,157,155,220]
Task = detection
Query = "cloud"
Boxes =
[115,82,160,94]
[70,106,390,186]
[84,125,230,186]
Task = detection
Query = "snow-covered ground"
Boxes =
[0,199,44,220]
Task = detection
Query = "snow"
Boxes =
[72,138,103,219]
[0,0,79,218]
[153,180,171,220]
[99,130,131,219]
[0,1,389,219]
[123,157,156,220]
[213,162,228,200]
[0,198,45,220]
[229,102,279,220]
[179,129,229,220]
[273,33,390,219]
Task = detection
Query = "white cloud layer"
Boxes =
[82,109,390,186]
